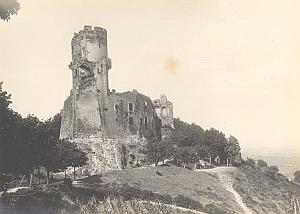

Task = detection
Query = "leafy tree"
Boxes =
[142,136,175,166]
[143,138,163,166]
[245,158,256,167]
[0,0,20,21]
[42,140,61,184]
[294,171,300,184]
[0,82,11,190]
[194,144,210,161]
[69,144,88,179]
[144,118,242,168]
[225,135,241,166]
[257,159,268,168]
[0,82,26,188]
[173,147,194,168]
[20,114,42,187]
[265,165,279,182]
[203,128,228,163]
[40,113,65,183]
[172,119,204,147]
[160,137,176,164]
[0,83,88,187]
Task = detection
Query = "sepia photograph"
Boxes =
[0,0,300,213]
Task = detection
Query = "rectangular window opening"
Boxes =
[114,104,119,111]
[144,117,148,129]
[129,117,134,125]
[128,102,134,112]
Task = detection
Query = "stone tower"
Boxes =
[61,26,112,139]
[70,25,111,95]
[153,94,174,138]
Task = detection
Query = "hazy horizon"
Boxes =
[1,0,299,152]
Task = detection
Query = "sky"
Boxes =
[1,0,299,152]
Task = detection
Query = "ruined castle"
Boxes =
[59,26,174,173]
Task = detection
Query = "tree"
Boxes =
[69,144,88,179]
[225,135,241,166]
[41,140,61,184]
[143,139,163,166]
[21,114,42,187]
[142,136,175,166]
[257,159,268,168]
[0,82,12,191]
[265,165,279,182]
[203,128,228,164]
[40,113,64,183]
[58,139,87,179]
[0,82,26,189]
[173,147,194,168]
[0,0,20,21]
[245,158,256,167]
[294,171,300,184]
[194,144,210,164]
[172,118,204,147]
[0,83,88,187]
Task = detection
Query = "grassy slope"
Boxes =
[233,165,300,213]
[4,165,300,213]
[81,165,243,213]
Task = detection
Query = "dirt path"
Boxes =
[196,167,255,214]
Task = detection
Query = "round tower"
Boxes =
[69,25,111,95]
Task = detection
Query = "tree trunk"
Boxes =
[46,170,50,184]
[194,163,197,170]
[28,169,33,189]
[73,166,76,179]
[226,157,229,166]
[64,169,67,179]
[0,173,3,192]
[209,156,212,165]
[38,167,41,185]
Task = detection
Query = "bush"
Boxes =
[257,159,268,168]
[265,165,279,182]
[294,171,300,183]
[268,165,279,174]
[245,158,256,167]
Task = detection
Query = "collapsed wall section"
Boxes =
[153,94,174,138]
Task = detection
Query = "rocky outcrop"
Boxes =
[74,136,146,176]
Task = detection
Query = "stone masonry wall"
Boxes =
[74,136,146,175]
